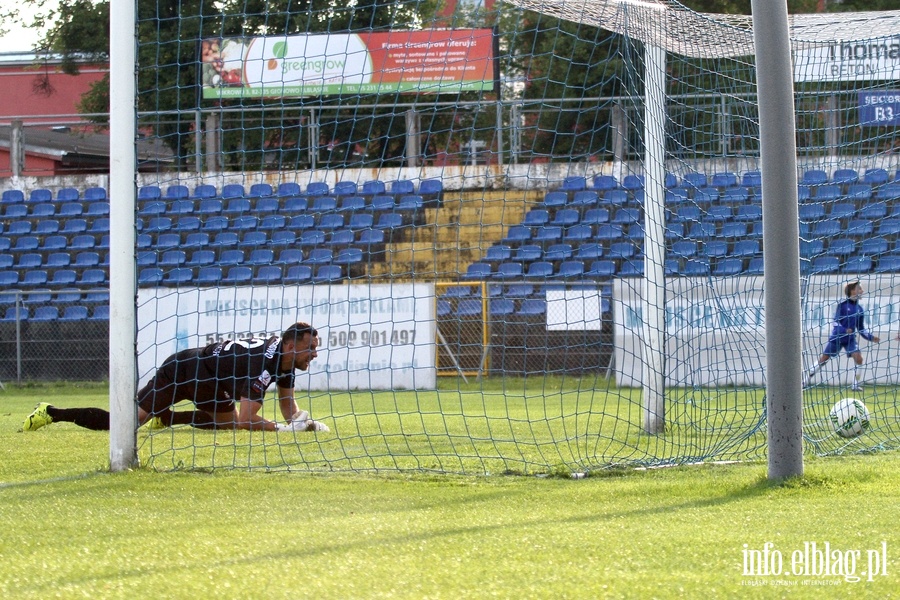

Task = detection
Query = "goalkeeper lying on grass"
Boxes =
[23,321,329,433]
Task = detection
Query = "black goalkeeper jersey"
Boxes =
[165,335,295,403]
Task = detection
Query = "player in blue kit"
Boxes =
[805,281,880,391]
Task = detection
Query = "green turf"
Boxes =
[2,383,899,598]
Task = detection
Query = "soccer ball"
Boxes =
[829,398,870,438]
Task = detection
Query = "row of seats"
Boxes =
[139,264,350,286]
[0,305,109,322]
[134,211,410,236]
[1,201,109,220]
[557,167,898,194]
[0,179,444,204]
[137,194,427,218]
[438,298,550,318]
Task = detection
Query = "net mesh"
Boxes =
[109,1,900,473]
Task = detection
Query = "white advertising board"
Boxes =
[794,37,900,82]
[613,275,900,387]
[136,284,436,391]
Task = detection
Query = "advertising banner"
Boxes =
[137,284,436,391]
[793,37,900,82]
[201,29,496,98]
[858,91,900,126]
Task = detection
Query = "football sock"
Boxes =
[46,406,110,431]
[168,410,218,429]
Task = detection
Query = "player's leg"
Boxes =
[849,348,864,391]
[805,343,835,384]
[23,403,110,431]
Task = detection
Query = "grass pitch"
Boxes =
[2,382,899,599]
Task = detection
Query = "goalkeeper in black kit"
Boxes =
[23,322,329,433]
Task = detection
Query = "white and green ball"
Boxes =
[829,398,870,438]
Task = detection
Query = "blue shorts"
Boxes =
[822,334,859,357]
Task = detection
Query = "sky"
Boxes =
[0,5,48,52]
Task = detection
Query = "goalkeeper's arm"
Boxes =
[276,384,300,421]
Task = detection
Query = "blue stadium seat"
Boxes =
[524,261,553,278]
[611,208,640,225]
[573,243,603,261]
[221,184,246,199]
[688,222,715,239]
[876,219,900,237]
[56,202,82,218]
[607,242,636,260]
[798,204,825,221]
[621,175,644,190]
[595,224,625,241]
[581,208,610,226]
[47,270,77,287]
[238,231,268,248]
[860,237,889,256]
[193,184,218,199]
[361,180,386,196]
[672,205,701,223]
[312,265,343,283]
[221,266,253,284]
[357,228,385,248]
[138,268,164,286]
[164,185,190,200]
[732,240,760,258]
[714,258,743,276]
[253,265,283,284]
[70,235,96,251]
[302,182,328,197]
[666,189,689,204]
[802,170,828,186]
[858,202,887,220]
[145,217,173,233]
[517,299,546,316]
[338,196,367,213]
[59,305,89,321]
[846,183,872,202]
[570,191,599,208]
[721,188,749,204]
[166,200,194,215]
[2,204,28,219]
[347,213,374,231]
[334,247,363,266]
[463,263,492,280]
[863,168,889,186]
[396,195,424,211]
[247,249,275,266]
[512,244,542,262]
[276,248,305,266]
[257,215,286,232]
[183,232,211,249]
[56,187,79,202]
[419,178,443,199]
[542,191,568,208]
[544,243,574,262]
[283,265,313,284]
[720,222,747,239]
[197,199,224,216]
[254,198,280,214]
[317,214,345,231]
[682,259,710,276]
[389,180,415,196]
[561,176,587,191]
[35,220,60,235]
[369,195,396,212]
[331,181,357,197]
[1,189,25,204]
[741,171,762,189]
[309,196,338,213]
[846,219,873,237]
[671,240,697,258]
[556,260,585,278]
[218,249,245,266]
[843,256,872,274]
[164,268,194,286]
[223,198,252,214]
[138,186,162,201]
[158,250,187,267]
[209,232,239,248]
[490,298,515,317]
[522,209,550,227]
[270,231,297,248]
[86,202,110,218]
[810,256,840,274]
[592,175,618,191]
[825,238,856,257]
[196,266,223,285]
[304,248,333,265]
[275,182,302,197]
[455,298,483,317]
[11,236,39,251]
[733,205,762,222]
[298,230,326,247]
[46,252,71,268]
[21,270,49,286]
[551,209,580,227]
[31,306,59,321]
[711,172,738,188]
[800,239,825,258]
[562,224,592,243]
[828,202,855,220]
[30,203,56,218]
[693,188,719,205]
[89,305,110,321]
[155,233,181,250]
[600,189,628,207]
[281,197,308,215]
[326,230,355,247]
[832,169,858,186]
[533,226,562,244]
[249,183,274,198]
[702,241,729,259]
[0,305,29,321]
[186,250,216,267]
[286,215,315,232]
[7,220,32,236]
[173,216,201,233]
[74,252,101,268]
[682,173,707,189]
[494,262,525,279]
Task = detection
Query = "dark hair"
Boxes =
[845,280,861,298]
[281,322,317,344]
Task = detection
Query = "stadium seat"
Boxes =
[802,170,828,186]
[561,176,587,191]
[495,262,525,279]
[155,233,181,250]
[334,247,363,266]
[798,204,825,221]
[682,259,710,276]
[30,306,59,322]
[863,168,889,186]
[238,231,269,248]
[846,183,872,202]
[246,249,274,266]
[254,198,280,215]
[522,209,550,227]
[2,204,28,219]
[682,173,707,189]
[6,220,32,236]
[592,174,618,191]
[253,265,282,284]
[223,198,252,215]
[158,250,187,267]
[542,191,568,208]
[714,258,743,276]
[310,196,338,213]
[283,265,313,284]
[59,305,89,322]
[570,191,599,209]
[419,178,443,199]
[186,250,216,267]
[312,265,343,283]
[671,240,698,258]
[556,260,585,278]
[721,188,749,204]
[543,243,574,262]
[517,299,546,316]
[304,248,333,265]
[396,195,424,211]
[463,263,492,280]
[672,205,701,223]
[89,305,110,320]
[197,199,224,216]
[367,195,395,213]
[30,203,56,218]
[732,240,761,258]
[195,266,223,285]
[621,175,644,191]
[611,208,640,225]
[846,219,873,237]
[489,298,515,317]
[551,209,580,227]
[524,261,553,278]
[193,184,218,199]
[209,232,240,248]
[221,266,253,284]
[249,183,274,198]
[1,189,25,204]
[46,252,71,268]
[47,270,77,287]
[74,251,101,268]
[533,226,562,244]
[166,200,194,215]
[164,185,190,200]
[450,298,481,317]
[825,238,856,257]
[138,186,162,201]
[360,180,386,196]
[173,216,201,233]
[138,268,164,286]
[688,222,716,240]
[858,202,887,220]
[218,249,245,266]
[720,222,747,238]
[843,256,873,274]
[77,269,107,286]
[164,268,194,285]
[183,232,211,249]
[860,237,890,256]
[733,205,762,222]
[711,172,738,188]
[145,217,173,233]
[741,171,762,189]
[810,256,840,274]
[221,184,246,199]
[11,236,39,251]
[832,168,858,186]
[35,220,60,235]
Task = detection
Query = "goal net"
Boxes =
[120,0,900,473]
